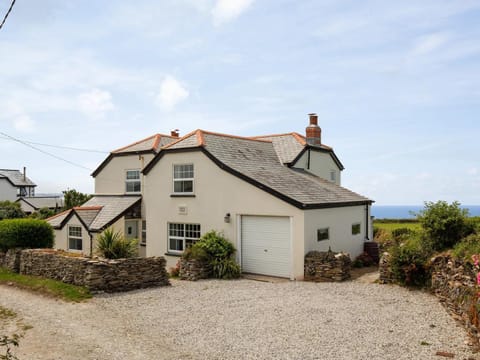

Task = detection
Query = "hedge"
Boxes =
[0,219,54,251]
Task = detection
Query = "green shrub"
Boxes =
[0,219,54,251]
[194,230,236,259]
[0,201,25,220]
[392,227,416,240]
[95,228,138,259]
[452,234,480,262]
[416,201,473,251]
[183,230,241,279]
[389,235,432,287]
[211,258,241,279]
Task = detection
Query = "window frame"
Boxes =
[329,170,336,182]
[68,225,83,251]
[141,220,147,245]
[125,169,141,194]
[317,227,329,242]
[168,222,201,254]
[172,164,194,195]
[352,223,361,235]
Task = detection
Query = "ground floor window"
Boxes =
[352,223,361,235]
[141,220,147,245]
[317,227,329,241]
[68,225,83,250]
[168,223,201,253]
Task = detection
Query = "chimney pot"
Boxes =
[170,129,179,138]
[308,113,318,125]
[23,167,26,181]
[306,113,321,146]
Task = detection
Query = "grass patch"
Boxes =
[0,306,16,320]
[373,221,421,232]
[0,268,91,302]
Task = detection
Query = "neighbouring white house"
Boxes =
[48,114,373,280]
[16,196,64,215]
[0,168,36,201]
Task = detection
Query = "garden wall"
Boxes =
[0,249,170,292]
[379,252,480,344]
[304,250,351,282]
[430,255,480,343]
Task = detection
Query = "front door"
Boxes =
[125,220,138,239]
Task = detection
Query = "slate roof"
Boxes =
[251,133,306,164]
[46,196,141,231]
[92,134,178,177]
[145,130,371,209]
[112,133,177,154]
[18,197,63,210]
[0,169,36,187]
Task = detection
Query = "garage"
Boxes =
[241,215,291,278]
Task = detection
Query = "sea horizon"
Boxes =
[372,205,480,219]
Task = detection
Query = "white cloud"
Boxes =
[211,0,254,26]
[13,114,35,132]
[156,76,189,111]
[468,167,479,175]
[77,89,114,118]
[410,32,450,56]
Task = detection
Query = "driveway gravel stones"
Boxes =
[0,278,478,359]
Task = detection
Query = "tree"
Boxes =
[62,189,92,210]
[0,201,25,220]
[416,201,473,251]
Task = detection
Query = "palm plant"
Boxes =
[96,228,138,259]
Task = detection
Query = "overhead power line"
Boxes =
[0,131,94,171]
[0,0,16,30]
[0,134,109,153]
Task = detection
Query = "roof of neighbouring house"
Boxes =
[17,196,64,210]
[91,133,178,177]
[46,195,141,231]
[0,169,36,187]
[144,130,371,209]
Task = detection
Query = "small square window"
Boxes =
[126,170,141,193]
[317,228,329,241]
[330,170,336,182]
[352,223,361,235]
[173,164,194,194]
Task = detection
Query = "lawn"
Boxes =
[374,221,421,232]
[0,268,91,302]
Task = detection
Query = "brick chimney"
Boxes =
[306,113,321,145]
[170,129,179,138]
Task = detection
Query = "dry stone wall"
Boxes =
[1,249,170,292]
[179,258,211,281]
[304,250,351,282]
[430,255,480,343]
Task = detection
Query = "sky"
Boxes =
[1,0,480,205]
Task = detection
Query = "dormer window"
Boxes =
[329,170,336,183]
[173,164,194,194]
[125,170,141,193]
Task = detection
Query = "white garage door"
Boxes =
[241,216,291,278]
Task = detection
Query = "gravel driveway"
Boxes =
[0,278,478,360]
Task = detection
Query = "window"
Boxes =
[125,170,141,193]
[141,220,147,245]
[329,170,336,182]
[352,223,361,235]
[68,226,83,250]
[168,223,201,253]
[173,164,194,194]
[317,228,329,241]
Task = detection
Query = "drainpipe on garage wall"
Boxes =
[89,233,93,257]
[365,204,370,241]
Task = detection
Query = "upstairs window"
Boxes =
[126,170,141,193]
[173,164,194,194]
[329,170,336,182]
[68,226,83,250]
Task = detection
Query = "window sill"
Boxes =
[170,194,196,198]
[164,252,182,257]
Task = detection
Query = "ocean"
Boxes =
[372,205,480,219]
